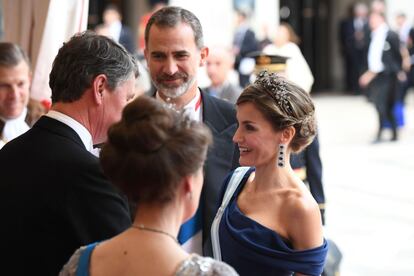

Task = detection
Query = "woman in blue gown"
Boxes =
[211,71,328,276]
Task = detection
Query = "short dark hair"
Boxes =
[100,96,212,204]
[103,3,121,14]
[237,72,316,153]
[145,6,204,49]
[0,42,30,68]
[49,31,138,103]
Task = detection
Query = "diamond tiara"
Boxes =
[254,70,292,113]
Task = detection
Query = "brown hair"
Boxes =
[237,72,316,152]
[100,96,212,204]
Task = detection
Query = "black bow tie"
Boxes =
[93,143,104,149]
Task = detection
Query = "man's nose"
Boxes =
[163,57,179,75]
[8,85,20,100]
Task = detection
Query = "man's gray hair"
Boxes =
[145,6,204,49]
[49,31,138,103]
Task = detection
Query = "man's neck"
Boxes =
[51,102,92,138]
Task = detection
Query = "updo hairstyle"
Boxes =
[100,96,212,204]
[237,71,316,152]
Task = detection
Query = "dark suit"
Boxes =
[339,17,370,93]
[368,30,402,139]
[0,116,131,276]
[119,26,135,54]
[234,28,259,87]
[200,90,239,246]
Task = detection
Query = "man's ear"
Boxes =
[182,174,193,193]
[199,46,209,67]
[92,74,108,105]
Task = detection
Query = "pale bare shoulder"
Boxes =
[281,184,324,250]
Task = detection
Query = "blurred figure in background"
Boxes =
[60,96,238,276]
[264,22,314,93]
[0,42,46,149]
[97,4,135,54]
[95,6,152,97]
[371,0,386,14]
[339,2,370,94]
[204,46,242,104]
[359,11,402,142]
[232,8,259,88]
[395,12,414,103]
[137,0,169,56]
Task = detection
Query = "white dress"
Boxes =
[263,42,314,93]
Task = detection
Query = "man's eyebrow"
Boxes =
[173,50,190,55]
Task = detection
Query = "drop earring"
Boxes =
[277,144,286,167]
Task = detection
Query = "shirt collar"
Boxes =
[0,108,30,142]
[45,110,93,152]
[372,23,389,36]
[0,107,27,123]
[156,90,203,122]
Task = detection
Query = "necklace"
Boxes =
[131,224,179,244]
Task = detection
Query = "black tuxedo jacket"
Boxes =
[382,30,402,75]
[200,91,239,247]
[234,29,259,71]
[0,116,131,276]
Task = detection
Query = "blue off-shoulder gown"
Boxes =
[218,168,328,276]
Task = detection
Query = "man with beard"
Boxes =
[144,6,239,255]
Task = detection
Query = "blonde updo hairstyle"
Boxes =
[237,72,316,153]
[100,96,212,204]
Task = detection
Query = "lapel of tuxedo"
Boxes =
[201,90,230,135]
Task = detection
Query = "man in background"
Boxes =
[359,11,402,142]
[97,4,135,54]
[204,46,242,104]
[0,42,45,148]
[233,8,259,87]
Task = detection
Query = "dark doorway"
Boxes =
[279,0,331,91]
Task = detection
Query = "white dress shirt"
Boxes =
[0,108,30,148]
[368,23,389,73]
[156,90,203,122]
